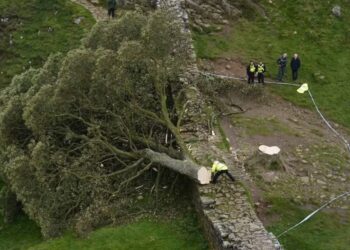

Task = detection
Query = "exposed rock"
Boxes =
[261,172,279,183]
[74,16,84,25]
[316,179,327,185]
[200,196,216,209]
[300,176,310,184]
[332,5,341,17]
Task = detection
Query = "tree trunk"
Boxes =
[143,149,211,184]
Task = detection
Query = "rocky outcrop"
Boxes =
[185,0,266,32]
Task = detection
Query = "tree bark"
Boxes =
[143,149,211,184]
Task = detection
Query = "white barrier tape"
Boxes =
[199,70,350,152]
[198,71,301,87]
[277,191,350,238]
[198,70,350,239]
[307,90,350,153]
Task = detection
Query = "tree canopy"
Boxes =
[0,10,193,238]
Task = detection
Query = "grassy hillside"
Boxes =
[267,197,350,250]
[0,0,95,88]
[193,1,350,249]
[0,215,42,250]
[193,0,350,127]
[0,214,207,250]
[29,216,207,250]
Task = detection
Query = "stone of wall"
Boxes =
[69,1,281,248]
[156,0,282,249]
[188,134,282,250]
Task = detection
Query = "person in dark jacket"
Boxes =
[107,0,117,19]
[290,53,301,81]
[276,53,287,81]
[247,61,257,84]
[257,61,266,84]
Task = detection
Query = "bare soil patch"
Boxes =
[215,84,350,223]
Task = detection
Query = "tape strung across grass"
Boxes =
[307,90,350,153]
[196,70,350,238]
[198,71,300,86]
[276,191,350,238]
[198,70,349,152]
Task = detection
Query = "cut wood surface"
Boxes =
[144,149,211,184]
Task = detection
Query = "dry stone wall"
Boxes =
[72,0,281,248]
[156,0,281,249]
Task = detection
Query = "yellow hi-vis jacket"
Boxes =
[258,64,265,73]
[211,161,228,173]
[249,64,256,73]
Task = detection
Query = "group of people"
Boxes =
[246,53,301,84]
[246,61,267,84]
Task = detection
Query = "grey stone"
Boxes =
[300,176,309,184]
[74,17,84,25]
[249,223,261,232]
[200,196,216,208]
[228,233,235,240]
[222,241,232,248]
[316,179,327,185]
[332,5,341,17]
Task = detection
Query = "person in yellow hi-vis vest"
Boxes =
[211,161,235,184]
[257,61,266,84]
[246,61,257,84]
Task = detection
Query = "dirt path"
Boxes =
[199,57,247,79]
[71,0,107,21]
[217,87,350,218]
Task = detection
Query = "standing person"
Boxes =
[107,0,117,19]
[276,53,287,81]
[211,161,235,184]
[246,61,257,84]
[257,61,266,84]
[290,53,301,81]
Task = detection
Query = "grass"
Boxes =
[28,215,207,250]
[193,0,350,128]
[231,116,297,136]
[266,197,350,250]
[193,3,350,249]
[0,213,208,250]
[30,215,208,250]
[216,120,231,152]
[0,0,95,88]
[0,214,42,250]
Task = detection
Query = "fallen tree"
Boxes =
[0,10,209,238]
[144,149,211,184]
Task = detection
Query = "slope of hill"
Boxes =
[0,2,209,250]
[0,0,94,88]
[190,1,350,249]
[193,0,350,128]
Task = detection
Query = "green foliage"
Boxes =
[0,0,95,88]
[0,10,191,238]
[193,0,350,127]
